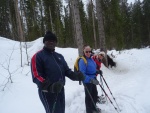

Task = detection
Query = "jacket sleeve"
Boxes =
[31,53,45,87]
[79,59,91,83]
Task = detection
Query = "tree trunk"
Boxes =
[71,0,84,56]
[14,0,24,41]
[49,6,54,33]
[148,22,150,45]
[96,0,108,67]
[69,1,76,47]
[96,0,106,51]
[39,0,44,36]
[14,0,23,66]
[69,1,77,47]
[91,0,97,49]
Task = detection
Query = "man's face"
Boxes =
[44,40,57,50]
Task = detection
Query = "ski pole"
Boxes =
[98,83,120,113]
[100,75,104,95]
[100,73,121,112]
[99,75,107,103]
[83,83,100,112]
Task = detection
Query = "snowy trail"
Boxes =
[0,37,150,113]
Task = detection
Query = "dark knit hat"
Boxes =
[43,30,57,43]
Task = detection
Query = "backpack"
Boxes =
[74,56,87,85]
[74,56,87,72]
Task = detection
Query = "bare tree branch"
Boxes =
[0,44,21,91]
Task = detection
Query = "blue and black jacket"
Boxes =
[31,47,77,88]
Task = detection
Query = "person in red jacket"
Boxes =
[92,51,105,72]
[92,51,105,104]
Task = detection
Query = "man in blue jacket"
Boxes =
[31,30,85,113]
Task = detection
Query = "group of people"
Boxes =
[31,31,105,113]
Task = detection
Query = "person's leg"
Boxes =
[38,89,51,113]
[38,88,65,113]
[92,84,101,112]
[55,88,65,113]
[84,83,94,113]
[92,84,98,105]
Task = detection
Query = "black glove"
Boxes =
[76,71,85,81]
[41,80,51,92]
[96,70,103,75]
[49,81,64,93]
[90,79,99,85]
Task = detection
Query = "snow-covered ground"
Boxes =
[0,37,150,113]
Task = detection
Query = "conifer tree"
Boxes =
[0,0,11,38]
[142,0,150,46]
[131,0,143,48]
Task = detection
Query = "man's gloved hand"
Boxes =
[76,71,85,81]
[90,79,99,85]
[96,70,103,75]
[41,80,51,92]
[49,81,64,93]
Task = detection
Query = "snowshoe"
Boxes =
[92,108,101,113]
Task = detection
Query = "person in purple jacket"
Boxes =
[79,45,100,113]
[31,30,85,113]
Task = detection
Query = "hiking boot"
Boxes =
[97,95,106,104]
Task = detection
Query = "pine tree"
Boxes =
[24,0,41,41]
[54,0,64,47]
[103,0,124,50]
[86,0,98,49]
[78,0,92,46]
[0,0,11,39]
[131,0,143,48]
[63,5,75,47]
[142,0,150,46]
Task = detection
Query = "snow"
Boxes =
[0,36,150,113]
[81,0,143,4]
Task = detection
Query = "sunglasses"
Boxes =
[100,54,104,57]
[85,51,91,53]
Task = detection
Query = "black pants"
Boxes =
[38,88,65,113]
[84,83,98,113]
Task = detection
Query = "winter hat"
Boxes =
[99,51,105,57]
[43,30,57,43]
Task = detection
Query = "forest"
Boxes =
[0,0,150,50]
